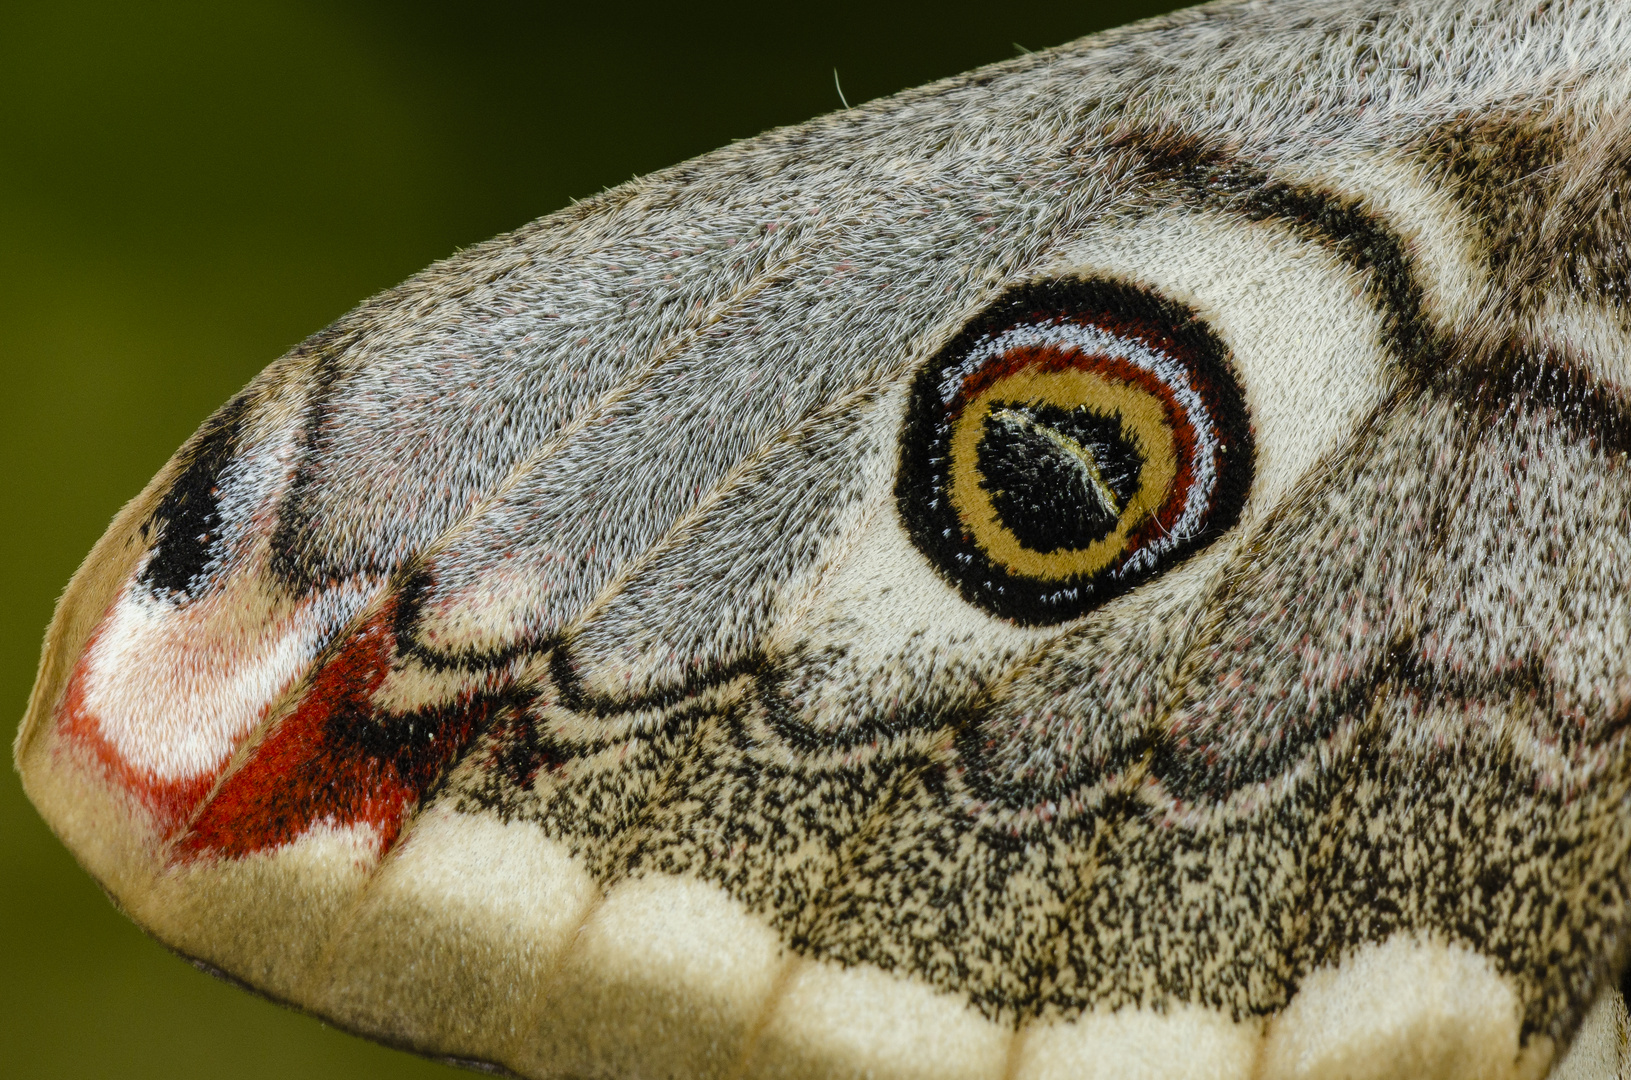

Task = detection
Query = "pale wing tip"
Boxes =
[14,720,168,908]
[14,465,184,906]
[14,451,176,768]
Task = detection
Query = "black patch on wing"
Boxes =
[139,395,251,600]
[268,345,355,592]
[1443,339,1631,457]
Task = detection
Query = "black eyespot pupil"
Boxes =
[976,403,1145,553]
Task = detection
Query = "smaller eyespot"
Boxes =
[896,278,1253,625]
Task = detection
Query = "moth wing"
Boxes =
[18,1,1631,1079]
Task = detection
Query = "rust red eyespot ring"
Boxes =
[896,278,1254,625]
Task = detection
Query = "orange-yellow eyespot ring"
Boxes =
[897,279,1253,625]
[948,364,1178,582]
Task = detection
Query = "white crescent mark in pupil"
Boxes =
[989,406,1124,518]
[977,401,1145,554]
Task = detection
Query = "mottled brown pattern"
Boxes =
[451,370,1631,1046]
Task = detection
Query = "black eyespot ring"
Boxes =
[896,278,1253,625]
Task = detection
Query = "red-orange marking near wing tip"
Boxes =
[172,597,495,864]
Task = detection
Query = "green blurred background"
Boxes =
[1,2,1180,1075]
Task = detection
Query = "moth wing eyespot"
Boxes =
[896,277,1254,625]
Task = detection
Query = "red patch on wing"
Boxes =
[173,602,494,862]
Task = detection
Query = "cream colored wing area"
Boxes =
[1003,937,1574,1080]
[1257,937,1552,1080]
[135,822,380,1002]
[307,804,600,1062]
[518,873,789,1080]
[29,778,1613,1080]
[1550,988,1631,1080]
[1011,1006,1260,1080]
[14,723,164,911]
[742,959,1012,1080]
